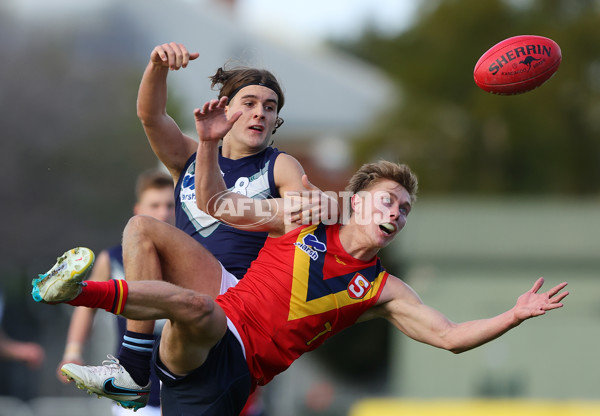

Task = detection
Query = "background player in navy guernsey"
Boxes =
[59,42,324,415]
[55,169,175,416]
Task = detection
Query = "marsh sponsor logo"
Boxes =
[294,234,326,260]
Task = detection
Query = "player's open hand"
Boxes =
[513,277,568,322]
[194,97,242,144]
[284,175,339,225]
[150,42,199,70]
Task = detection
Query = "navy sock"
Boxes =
[117,330,155,387]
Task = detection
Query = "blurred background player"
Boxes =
[0,293,44,369]
[56,168,175,416]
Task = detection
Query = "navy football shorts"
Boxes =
[153,328,251,416]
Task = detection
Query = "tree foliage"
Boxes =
[336,0,600,195]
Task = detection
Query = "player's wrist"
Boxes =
[150,60,170,72]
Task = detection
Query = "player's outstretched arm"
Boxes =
[137,42,200,180]
[365,276,568,354]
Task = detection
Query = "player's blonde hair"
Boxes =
[345,160,418,205]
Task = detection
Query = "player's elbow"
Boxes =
[432,337,463,354]
[441,336,473,355]
[136,102,166,127]
[434,339,467,354]
[200,197,225,221]
[435,326,469,354]
[448,345,468,355]
[194,185,216,214]
[136,101,151,124]
[196,198,210,215]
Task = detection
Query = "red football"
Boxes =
[473,35,562,95]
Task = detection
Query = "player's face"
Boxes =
[352,179,412,248]
[225,85,279,152]
[134,187,176,225]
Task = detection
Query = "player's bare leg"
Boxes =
[42,216,226,410]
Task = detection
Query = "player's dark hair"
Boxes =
[209,66,285,134]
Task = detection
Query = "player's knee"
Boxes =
[123,215,163,250]
[124,214,154,235]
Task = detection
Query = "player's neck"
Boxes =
[338,223,379,262]
[221,138,267,160]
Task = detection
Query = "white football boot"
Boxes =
[31,247,95,303]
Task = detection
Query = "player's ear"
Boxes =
[272,117,284,134]
[350,194,362,214]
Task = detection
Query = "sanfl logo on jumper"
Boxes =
[347,273,372,299]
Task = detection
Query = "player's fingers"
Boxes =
[177,43,193,67]
[284,200,302,214]
[301,209,312,224]
[288,213,302,224]
[197,101,211,116]
[151,45,169,64]
[310,206,322,222]
[228,110,242,124]
[162,42,186,70]
[218,96,230,107]
[175,44,199,67]
[529,277,544,293]
[543,303,563,311]
[546,282,568,297]
[551,290,569,303]
[159,43,178,69]
[207,99,219,110]
[166,42,185,69]
[284,201,303,224]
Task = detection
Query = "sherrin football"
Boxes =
[473,35,562,95]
